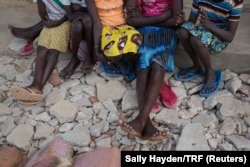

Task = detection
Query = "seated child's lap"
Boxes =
[38,21,71,53]
[181,22,229,54]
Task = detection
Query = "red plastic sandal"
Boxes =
[160,80,178,109]
[151,101,160,113]
[19,43,35,56]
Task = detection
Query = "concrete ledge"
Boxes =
[174,48,250,73]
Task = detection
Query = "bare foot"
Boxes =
[141,119,169,141]
[80,61,94,74]
[60,58,80,79]
[8,24,36,43]
[27,86,43,95]
[177,66,205,79]
[119,118,145,137]
[200,71,217,94]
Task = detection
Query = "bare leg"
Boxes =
[80,14,94,74]
[41,49,60,87]
[28,45,48,94]
[60,19,82,79]
[136,68,150,110]
[142,118,169,141]
[177,28,205,76]
[120,63,167,139]
[190,36,216,93]
[8,21,43,43]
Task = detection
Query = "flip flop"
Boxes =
[120,58,136,82]
[19,43,35,56]
[199,71,222,97]
[49,72,62,86]
[151,101,160,113]
[10,86,43,102]
[100,62,121,77]
[160,80,178,108]
[17,99,42,105]
[174,68,206,81]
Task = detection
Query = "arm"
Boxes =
[157,0,184,27]
[37,0,48,21]
[37,0,67,28]
[198,9,239,42]
[85,0,107,62]
[43,15,68,28]
[125,0,172,27]
[64,5,85,21]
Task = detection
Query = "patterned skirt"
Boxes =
[101,24,142,57]
[137,26,178,72]
[38,21,71,53]
[181,22,229,54]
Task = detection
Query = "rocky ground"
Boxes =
[0,0,250,166]
[0,45,250,155]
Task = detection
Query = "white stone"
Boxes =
[7,124,34,151]
[50,100,78,124]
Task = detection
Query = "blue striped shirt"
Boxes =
[191,0,244,29]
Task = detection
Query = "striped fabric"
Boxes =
[42,0,66,20]
[137,26,178,72]
[191,0,243,29]
[60,0,87,7]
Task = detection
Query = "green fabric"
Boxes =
[53,0,64,9]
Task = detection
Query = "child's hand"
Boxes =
[198,9,213,29]
[43,16,57,28]
[124,8,142,19]
[158,10,172,22]
[175,10,186,26]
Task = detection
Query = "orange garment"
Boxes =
[95,0,125,26]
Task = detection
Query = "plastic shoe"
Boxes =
[200,71,222,97]
[151,101,160,113]
[19,43,35,56]
[120,58,136,82]
[174,68,206,81]
[160,80,178,109]
[100,62,121,77]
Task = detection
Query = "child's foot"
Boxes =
[200,71,222,97]
[10,86,43,102]
[141,119,169,141]
[80,64,94,74]
[80,57,95,74]
[8,24,36,43]
[119,118,145,137]
[175,66,206,81]
[60,58,80,79]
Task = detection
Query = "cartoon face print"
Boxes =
[131,34,142,46]
[118,36,128,51]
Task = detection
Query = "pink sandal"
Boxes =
[160,80,178,109]
[151,101,160,113]
[19,43,35,56]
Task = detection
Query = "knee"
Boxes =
[190,36,204,49]
[82,14,92,28]
[71,21,82,34]
[177,28,190,41]
[151,63,164,77]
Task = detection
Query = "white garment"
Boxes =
[42,0,66,20]
[60,0,87,7]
